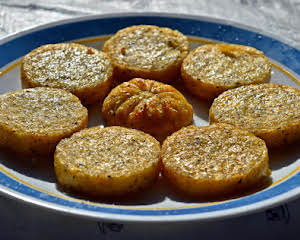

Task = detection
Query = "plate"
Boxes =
[0,13,300,223]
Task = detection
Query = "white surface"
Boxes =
[1,0,300,49]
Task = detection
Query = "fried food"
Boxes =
[209,83,300,147]
[161,123,270,198]
[0,87,88,156]
[181,44,271,100]
[103,25,189,83]
[54,126,161,197]
[102,78,193,140]
[21,43,113,105]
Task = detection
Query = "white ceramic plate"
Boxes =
[1,13,300,223]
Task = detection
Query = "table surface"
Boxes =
[1,0,300,239]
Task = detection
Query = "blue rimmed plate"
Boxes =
[0,13,300,223]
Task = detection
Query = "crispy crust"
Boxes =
[181,44,271,100]
[161,124,270,198]
[102,78,194,140]
[103,25,189,83]
[209,83,300,147]
[0,88,88,156]
[21,43,114,105]
[54,126,161,197]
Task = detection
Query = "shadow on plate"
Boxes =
[269,141,300,171]
[87,104,104,127]
[162,176,272,204]
[55,173,272,206]
[55,175,171,206]
[172,78,212,126]
[0,149,56,183]
[0,146,274,206]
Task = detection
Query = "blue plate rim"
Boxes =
[0,12,300,223]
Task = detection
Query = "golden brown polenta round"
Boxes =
[161,123,270,198]
[181,44,271,100]
[21,43,113,105]
[54,126,161,197]
[103,25,189,83]
[102,78,193,140]
[209,83,300,147]
[0,88,88,156]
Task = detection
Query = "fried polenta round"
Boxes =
[102,25,189,83]
[161,123,270,198]
[181,44,271,100]
[102,78,193,140]
[21,43,113,105]
[54,126,161,197]
[209,83,300,147]
[0,88,88,156]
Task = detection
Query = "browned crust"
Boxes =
[103,25,189,83]
[0,88,88,156]
[21,43,114,105]
[181,43,271,100]
[102,78,194,140]
[209,83,300,147]
[54,126,161,197]
[161,124,270,198]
